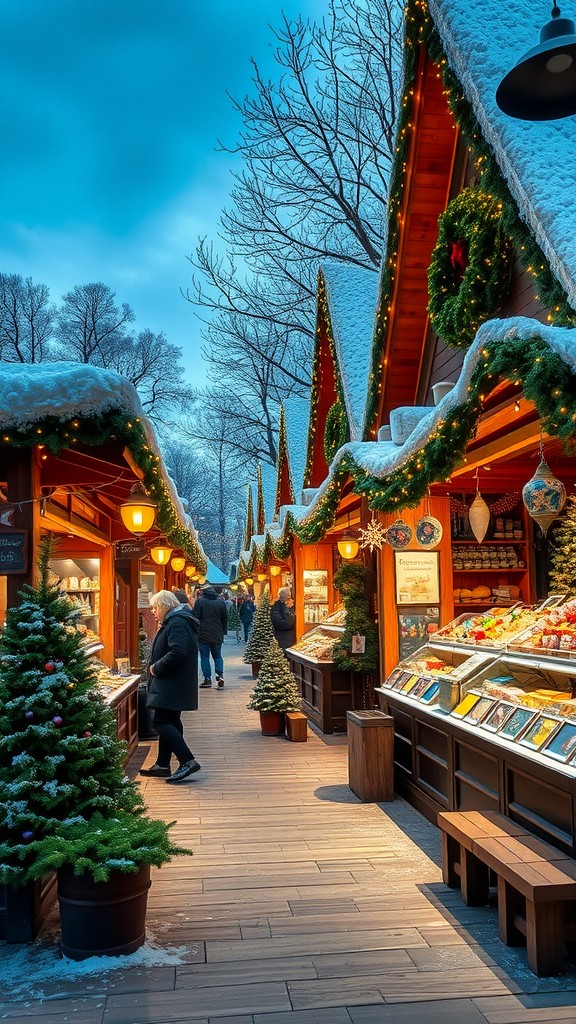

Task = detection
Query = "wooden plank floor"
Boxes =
[2,639,576,1022]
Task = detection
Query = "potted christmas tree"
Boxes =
[247,637,302,735]
[0,538,189,959]
[243,588,274,676]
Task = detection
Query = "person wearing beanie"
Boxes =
[195,585,228,688]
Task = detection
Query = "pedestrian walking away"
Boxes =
[238,593,256,642]
[140,589,202,783]
[270,586,296,650]
[195,584,228,687]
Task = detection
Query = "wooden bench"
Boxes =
[438,810,576,976]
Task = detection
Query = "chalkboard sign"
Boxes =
[0,530,28,574]
[115,539,146,560]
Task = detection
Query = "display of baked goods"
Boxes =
[289,627,340,661]
[434,605,542,647]
[509,598,576,654]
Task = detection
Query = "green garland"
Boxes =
[332,563,378,674]
[324,400,348,465]
[1,410,206,573]
[427,189,513,350]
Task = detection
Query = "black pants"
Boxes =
[151,707,194,768]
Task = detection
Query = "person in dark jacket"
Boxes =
[238,594,255,642]
[270,586,296,650]
[195,584,228,688]
[140,590,201,783]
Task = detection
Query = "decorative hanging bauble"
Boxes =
[385,519,413,550]
[24,709,34,720]
[469,492,491,543]
[522,458,566,536]
[52,715,63,727]
[415,515,443,549]
[22,831,35,843]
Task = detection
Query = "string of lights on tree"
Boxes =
[0,409,206,573]
[273,405,295,519]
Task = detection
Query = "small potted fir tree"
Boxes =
[247,636,302,735]
[243,588,274,676]
[0,538,189,959]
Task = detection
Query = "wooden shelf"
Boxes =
[453,568,526,574]
[452,540,525,546]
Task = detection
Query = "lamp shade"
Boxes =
[185,566,195,578]
[337,535,359,560]
[197,575,207,585]
[150,545,172,565]
[522,457,566,535]
[469,492,491,543]
[270,564,281,577]
[245,576,254,585]
[170,555,186,572]
[119,481,157,536]
[257,572,267,582]
[496,7,576,119]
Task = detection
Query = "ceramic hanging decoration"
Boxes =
[522,457,566,536]
[415,515,443,548]
[385,519,412,549]
[469,490,490,543]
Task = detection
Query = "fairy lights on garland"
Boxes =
[1,409,207,573]
[427,189,513,350]
[324,400,348,466]
[363,0,576,436]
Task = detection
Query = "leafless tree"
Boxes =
[186,0,403,463]
[104,328,194,419]
[55,283,135,364]
[0,274,55,363]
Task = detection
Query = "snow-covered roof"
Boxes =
[429,0,576,305]
[0,361,204,561]
[321,262,380,441]
[283,396,311,501]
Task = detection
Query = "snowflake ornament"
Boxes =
[358,516,388,552]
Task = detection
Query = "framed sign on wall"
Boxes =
[394,550,440,606]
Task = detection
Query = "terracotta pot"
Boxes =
[259,710,285,736]
[251,662,261,678]
[57,863,151,961]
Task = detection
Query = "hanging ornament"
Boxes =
[385,519,413,550]
[416,491,443,549]
[22,830,35,843]
[52,715,63,727]
[83,731,92,738]
[522,452,566,537]
[45,662,55,673]
[469,472,490,543]
[358,515,388,552]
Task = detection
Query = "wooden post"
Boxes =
[346,710,394,802]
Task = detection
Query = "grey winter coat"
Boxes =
[147,605,200,711]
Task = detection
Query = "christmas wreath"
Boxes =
[427,188,513,350]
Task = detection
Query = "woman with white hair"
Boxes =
[270,586,296,650]
[140,589,201,783]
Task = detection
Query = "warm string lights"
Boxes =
[1,410,207,574]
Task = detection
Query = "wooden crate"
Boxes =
[286,711,308,742]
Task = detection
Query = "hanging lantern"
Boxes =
[245,576,254,585]
[170,555,186,572]
[150,545,172,565]
[469,491,491,543]
[270,564,281,577]
[257,572,267,582]
[197,575,207,585]
[185,565,195,578]
[522,457,566,536]
[337,535,359,560]
[119,481,157,537]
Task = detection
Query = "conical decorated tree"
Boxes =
[247,637,301,713]
[550,495,576,596]
[227,602,241,632]
[243,588,274,664]
[0,537,184,886]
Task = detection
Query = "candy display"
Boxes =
[509,598,576,654]
[434,605,542,647]
[288,626,341,662]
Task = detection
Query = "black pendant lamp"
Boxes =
[496,1,576,119]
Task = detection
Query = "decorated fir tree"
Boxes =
[243,587,274,664]
[247,637,301,713]
[227,601,241,636]
[0,537,185,886]
[550,496,576,596]
[332,562,379,675]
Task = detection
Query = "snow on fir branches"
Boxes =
[550,495,576,597]
[243,588,274,665]
[247,637,301,714]
[0,536,187,886]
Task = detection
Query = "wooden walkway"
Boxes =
[2,639,576,1022]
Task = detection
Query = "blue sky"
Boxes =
[0,0,327,386]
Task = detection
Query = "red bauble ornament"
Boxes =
[45,662,55,673]
[52,715,63,727]
[83,731,91,738]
